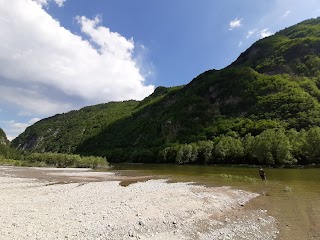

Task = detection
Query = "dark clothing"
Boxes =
[259,168,266,181]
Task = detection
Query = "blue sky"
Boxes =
[1,0,320,140]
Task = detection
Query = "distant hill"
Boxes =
[12,100,141,153]
[231,18,320,77]
[11,18,320,164]
[0,128,9,146]
[0,128,20,160]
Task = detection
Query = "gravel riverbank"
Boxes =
[0,166,278,239]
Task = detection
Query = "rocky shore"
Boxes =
[0,166,278,239]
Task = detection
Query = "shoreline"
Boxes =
[0,166,278,239]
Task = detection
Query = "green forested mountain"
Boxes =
[231,18,320,76]
[0,128,20,160]
[12,18,320,165]
[0,128,9,146]
[12,100,141,153]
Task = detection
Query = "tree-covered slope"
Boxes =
[0,128,9,146]
[77,67,320,159]
[11,17,320,164]
[0,128,21,160]
[12,100,140,153]
[231,18,320,76]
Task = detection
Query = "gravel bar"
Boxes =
[0,167,278,239]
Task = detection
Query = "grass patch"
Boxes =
[0,158,28,166]
[218,174,258,182]
[284,186,293,192]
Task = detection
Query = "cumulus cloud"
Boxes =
[260,28,273,38]
[33,0,48,6]
[33,0,65,7]
[282,10,291,18]
[29,118,41,124]
[0,86,74,115]
[0,0,154,115]
[246,29,257,38]
[53,0,66,7]
[229,18,243,30]
[0,0,154,139]
[0,120,30,141]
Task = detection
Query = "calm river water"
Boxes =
[111,164,320,240]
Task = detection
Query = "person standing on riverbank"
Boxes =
[259,167,266,181]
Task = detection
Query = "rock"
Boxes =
[0,168,279,240]
[128,231,135,237]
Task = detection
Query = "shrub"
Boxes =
[25,153,108,168]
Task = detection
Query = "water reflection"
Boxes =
[111,164,320,193]
[110,164,320,239]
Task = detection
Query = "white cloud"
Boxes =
[229,18,243,30]
[29,118,41,124]
[33,0,48,6]
[1,120,30,141]
[238,41,243,47]
[260,28,273,38]
[53,0,66,7]
[0,86,73,115]
[1,118,40,140]
[33,0,65,7]
[0,0,154,116]
[282,10,291,18]
[246,29,257,38]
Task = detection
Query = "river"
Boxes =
[111,164,320,240]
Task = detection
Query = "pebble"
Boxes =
[0,168,278,240]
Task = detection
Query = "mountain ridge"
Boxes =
[0,128,9,146]
[11,17,320,164]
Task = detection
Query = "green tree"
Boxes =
[287,128,307,164]
[253,129,294,165]
[197,141,214,163]
[176,144,198,164]
[304,127,320,163]
[242,133,256,163]
[214,136,244,163]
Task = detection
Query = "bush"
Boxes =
[252,128,295,165]
[25,153,108,168]
[214,136,244,163]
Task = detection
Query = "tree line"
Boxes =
[154,127,320,165]
[0,148,108,169]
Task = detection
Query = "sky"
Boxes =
[1,0,320,140]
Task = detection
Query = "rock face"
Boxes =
[18,134,42,151]
[0,128,9,145]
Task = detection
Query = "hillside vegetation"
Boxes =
[0,128,20,160]
[0,128,9,146]
[0,128,108,168]
[12,100,140,153]
[11,18,320,165]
